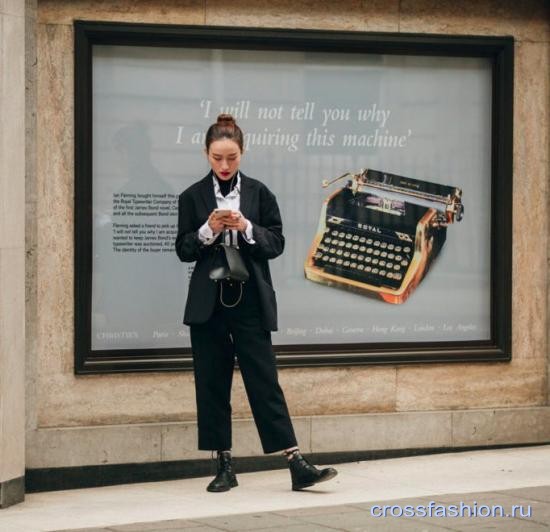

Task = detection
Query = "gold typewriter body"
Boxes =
[304,169,463,304]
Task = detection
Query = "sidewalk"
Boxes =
[0,445,549,531]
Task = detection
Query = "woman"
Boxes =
[175,114,337,492]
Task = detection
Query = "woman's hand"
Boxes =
[223,211,248,232]
[207,210,227,233]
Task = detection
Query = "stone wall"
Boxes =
[26,0,550,467]
[0,0,26,507]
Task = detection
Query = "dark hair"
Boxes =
[205,113,244,153]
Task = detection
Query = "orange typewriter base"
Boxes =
[304,261,428,305]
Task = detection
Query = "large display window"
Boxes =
[74,22,513,373]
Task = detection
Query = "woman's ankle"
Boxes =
[283,447,300,460]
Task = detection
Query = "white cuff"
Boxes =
[198,221,220,245]
[241,219,255,244]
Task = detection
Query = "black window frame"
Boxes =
[74,21,513,374]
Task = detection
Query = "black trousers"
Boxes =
[190,280,298,454]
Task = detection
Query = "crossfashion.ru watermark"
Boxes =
[370,501,532,519]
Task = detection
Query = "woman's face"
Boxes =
[207,138,242,180]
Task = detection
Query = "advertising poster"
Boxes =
[89,42,493,355]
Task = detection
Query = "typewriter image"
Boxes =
[304,168,464,304]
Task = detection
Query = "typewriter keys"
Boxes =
[314,223,415,290]
[311,226,416,294]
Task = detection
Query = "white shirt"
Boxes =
[197,172,255,247]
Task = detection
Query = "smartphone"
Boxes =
[213,209,233,219]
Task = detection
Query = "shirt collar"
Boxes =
[212,171,241,199]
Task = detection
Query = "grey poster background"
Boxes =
[91,45,492,350]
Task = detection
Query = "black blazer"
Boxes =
[175,171,284,331]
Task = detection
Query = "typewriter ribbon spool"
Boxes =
[304,169,464,304]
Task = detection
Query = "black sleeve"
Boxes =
[175,190,212,262]
[241,185,285,260]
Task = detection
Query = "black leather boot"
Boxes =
[288,452,338,491]
[206,451,238,492]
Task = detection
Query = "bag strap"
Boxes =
[219,281,244,308]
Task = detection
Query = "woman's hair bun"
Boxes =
[205,113,243,152]
[216,113,236,127]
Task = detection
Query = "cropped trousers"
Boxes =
[189,280,298,454]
